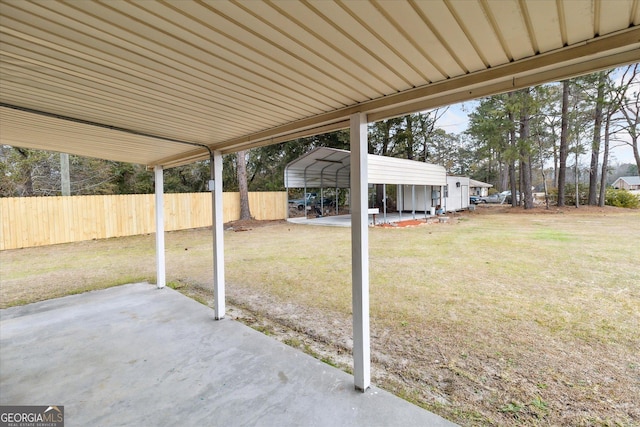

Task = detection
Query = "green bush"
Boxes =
[605,188,640,209]
[548,184,589,206]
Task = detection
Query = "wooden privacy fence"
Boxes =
[0,192,287,250]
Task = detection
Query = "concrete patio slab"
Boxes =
[0,283,456,426]
[287,212,431,227]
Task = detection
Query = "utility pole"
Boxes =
[60,153,71,196]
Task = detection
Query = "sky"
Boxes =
[435,101,637,166]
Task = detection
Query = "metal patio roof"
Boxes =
[284,147,447,188]
[469,179,493,188]
[1,0,639,168]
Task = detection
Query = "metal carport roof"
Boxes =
[2,0,640,399]
[1,0,639,167]
[469,179,493,188]
[284,147,446,188]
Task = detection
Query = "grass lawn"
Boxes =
[1,205,639,426]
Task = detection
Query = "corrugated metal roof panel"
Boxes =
[0,0,638,167]
[469,179,493,188]
[284,148,447,188]
[367,155,447,186]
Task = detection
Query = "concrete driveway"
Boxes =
[0,283,456,426]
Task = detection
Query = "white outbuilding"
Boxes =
[443,176,470,212]
[284,147,447,218]
[400,175,471,213]
[470,179,493,197]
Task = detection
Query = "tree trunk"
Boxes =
[558,80,570,207]
[508,162,517,206]
[617,65,640,174]
[500,158,508,191]
[574,126,580,208]
[538,138,550,209]
[588,72,605,205]
[519,93,533,209]
[633,138,640,175]
[598,111,611,207]
[405,115,414,160]
[60,153,71,196]
[381,121,391,156]
[508,93,518,206]
[16,148,34,196]
[236,150,251,220]
[552,124,559,188]
[487,149,493,186]
[575,146,579,208]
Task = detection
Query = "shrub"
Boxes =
[549,184,588,206]
[563,183,590,206]
[605,188,640,209]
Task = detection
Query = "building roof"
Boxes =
[1,1,638,168]
[284,147,446,188]
[469,179,493,188]
[613,176,640,186]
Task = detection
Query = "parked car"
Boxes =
[315,197,335,207]
[481,193,503,203]
[289,193,317,210]
[469,195,485,204]
[501,190,521,204]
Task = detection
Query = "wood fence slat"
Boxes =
[45,197,55,246]
[0,199,6,250]
[36,197,46,246]
[84,196,92,241]
[92,195,102,240]
[20,197,32,247]
[0,192,286,249]
[42,196,52,245]
[9,198,18,249]
[64,196,73,243]
[6,198,13,248]
[8,198,14,248]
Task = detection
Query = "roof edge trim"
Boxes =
[211,26,640,155]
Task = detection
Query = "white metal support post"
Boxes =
[154,165,166,289]
[411,185,416,219]
[350,112,371,391]
[424,186,428,219]
[383,184,387,223]
[211,151,226,319]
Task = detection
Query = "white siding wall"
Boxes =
[399,177,471,212]
[471,186,490,197]
[444,176,470,212]
[399,185,441,212]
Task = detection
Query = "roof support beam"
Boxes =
[369,48,640,122]
[211,151,226,320]
[208,27,639,157]
[350,112,371,391]
[154,166,166,289]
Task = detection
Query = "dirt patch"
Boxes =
[378,219,426,228]
[471,203,632,216]
[224,219,286,231]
